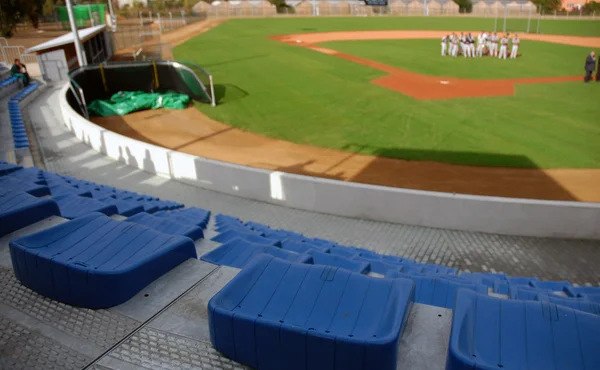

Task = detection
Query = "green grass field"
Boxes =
[174,18,600,169]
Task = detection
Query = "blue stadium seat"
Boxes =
[201,238,306,268]
[281,239,331,254]
[212,229,280,245]
[48,184,92,198]
[0,76,18,88]
[155,210,209,229]
[98,196,144,217]
[446,289,600,370]
[307,250,370,274]
[0,162,22,176]
[172,207,211,227]
[537,295,600,316]
[125,212,204,241]
[208,255,415,370]
[9,212,197,308]
[387,271,487,309]
[0,188,60,236]
[0,177,49,197]
[53,194,118,219]
[329,246,359,258]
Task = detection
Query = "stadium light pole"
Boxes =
[66,0,87,67]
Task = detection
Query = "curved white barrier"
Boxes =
[59,84,600,239]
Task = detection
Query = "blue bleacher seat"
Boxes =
[0,177,49,197]
[329,246,359,258]
[208,255,415,370]
[53,194,118,219]
[9,212,197,308]
[0,189,60,237]
[125,212,204,241]
[155,210,209,229]
[0,76,18,88]
[281,239,331,254]
[446,289,600,370]
[212,229,280,245]
[48,184,92,198]
[98,196,144,217]
[388,271,487,309]
[308,250,370,274]
[0,162,22,176]
[201,238,306,268]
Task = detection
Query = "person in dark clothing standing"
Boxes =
[10,59,30,86]
[596,54,600,81]
[584,51,596,83]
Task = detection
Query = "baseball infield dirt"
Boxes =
[98,25,599,202]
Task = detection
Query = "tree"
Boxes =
[0,0,24,37]
[42,0,54,18]
[582,1,600,14]
[530,0,562,13]
[453,0,472,13]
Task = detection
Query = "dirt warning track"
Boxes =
[271,31,599,99]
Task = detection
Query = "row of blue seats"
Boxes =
[0,75,18,89]
[2,162,599,369]
[204,215,600,311]
[0,165,190,221]
[1,163,213,308]
[209,254,600,370]
[7,82,40,148]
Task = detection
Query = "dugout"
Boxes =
[25,25,114,83]
[67,60,216,118]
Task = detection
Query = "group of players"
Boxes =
[441,32,520,60]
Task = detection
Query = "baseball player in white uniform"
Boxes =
[484,31,491,51]
[510,34,520,59]
[452,33,460,57]
[476,31,486,57]
[467,33,476,58]
[460,33,467,58]
[499,34,509,60]
[441,34,448,56]
[490,32,499,57]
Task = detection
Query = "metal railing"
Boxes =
[0,44,37,65]
[68,59,217,108]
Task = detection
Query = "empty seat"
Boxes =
[355,256,402,275]
[155,211,206,228]
[53,194,118,219]
[212,229,279,245]
[446,289,600,370]
[388,271,487,309]
[537,295,600,316]
[308,250,370,274]
[0,189,60,236]
[328,246,358,258]
[173,207,211,227]
[208,255,415,370]
[201,238,306,268]
[0,162,22,176]
[281,239,331,254]
[48,184,92,198]
[0,177,49,197]
[9,212,197,308]
[98,197,144,217]
[125,212,204,241]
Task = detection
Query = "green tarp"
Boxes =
[88,91,190,117]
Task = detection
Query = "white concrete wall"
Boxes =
[59,84,600,240]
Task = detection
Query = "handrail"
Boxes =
[133,47,143,61]
[68,60,216,106]
[69,79,89,119]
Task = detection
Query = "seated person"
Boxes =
[10,59,30,86]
